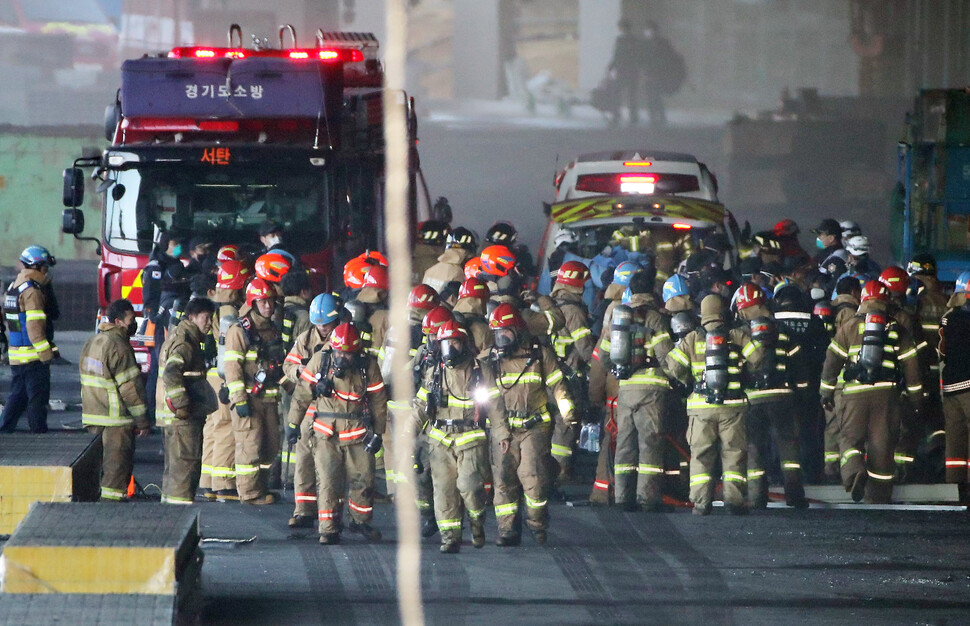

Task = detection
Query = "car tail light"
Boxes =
[672,223,692,230]
[623,161,652,166]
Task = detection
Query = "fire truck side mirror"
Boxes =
[62,208,85,235]
[63,167,85,208]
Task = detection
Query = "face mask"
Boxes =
[265,234,281,247]
[493,329,518,355]
[810,287,826,301]
[172,244,183,257]
[441,340,467,368]
[127,320,137,337]
[816,237,825,250]
[332,353,354,379]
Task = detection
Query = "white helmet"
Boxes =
[554,229,577,247]
[840,220,861,239]
[845,235,870,257]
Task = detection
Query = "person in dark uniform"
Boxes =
[608,20,643,127]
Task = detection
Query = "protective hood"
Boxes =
[700,294,725,326]
[453,296,485,316]
[858,299,888,315]
[604,282,626,302]
[665,294,693,314]
[357,286,387,305]
[551,283,584,299]
[438,247,471,265]
[737,303,770,322]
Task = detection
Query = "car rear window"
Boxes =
[575,172,700,195]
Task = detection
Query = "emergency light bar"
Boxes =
[168,47,364,63]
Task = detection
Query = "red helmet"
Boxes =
[458,277,489,301]
[813,301,833,319]
[245,277,275,307]
[488,302,526,329]
[255,252,291,283]
[773,219,799,237]
[357,250,389,267]
[407,284,440,311]
[422,305,453,337]
[216,260,250,291]
[464,256,483,280]
[480,245,516,277]
[734,283,766,311]
[878,266,909,296]
[556,260,590,289]
[437,318,468,342]
[363,265,390,290]
[860,280,890,303]
[217,244,239,263]
[330,322,362,353]
[343,257,370,289]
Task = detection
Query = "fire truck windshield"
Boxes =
[103,161,331,255]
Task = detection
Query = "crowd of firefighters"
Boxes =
[6,210,970,551]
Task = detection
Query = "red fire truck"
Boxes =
[61,26,427,365]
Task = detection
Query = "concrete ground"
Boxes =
[4,332,970,625]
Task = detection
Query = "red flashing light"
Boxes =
[289,51,310,59]
[169,46,363,62]
[672,223,692,230]
[198,120,239,132]
[623,161,652,166]
[318,50,339,60]
[194,49,216,58]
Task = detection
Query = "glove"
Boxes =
[363,432,383,455]
[286,422,300,445]
[218,385,230,405]
[235,401,251,418]
[820,395,834,412]
[412,452,424,475]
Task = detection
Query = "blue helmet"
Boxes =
[310,293,343,326]
[956,270,970,294]
[613,261,639,287]
[662,275,689,302]
[19,245,55,269]
[621,287,633,305]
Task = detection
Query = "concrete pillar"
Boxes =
[452,0,515,100]
[578,0,621,92]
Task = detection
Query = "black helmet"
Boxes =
[906,252,937,277]
[418,220,449,246]
[485,221,517,245]
[446,227,477,250]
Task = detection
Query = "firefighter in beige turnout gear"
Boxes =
[201,260,249,501]
[156,298,217,504]
[79,299,149,501]
[224,278,284,505]
[665,295,764,515]
[598,273,674,511]
[299,322,387,544]
[411,319,508,552]
[820,280,922,504]
[488,303,574,545]
[283,293,344,527]
[549,261,595,480]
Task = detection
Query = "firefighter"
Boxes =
[906,254,949,470]
[482,221,536,279]
[843,235,881,282]
[599,272,674,511]
[299,322,386,544]
[278,269,313,484]
[480,244,566,345]
[812,218,844,266]
[665,294,763,515]
[0,246,57,434]
[587,261,642,503]
[940,271,970,502]
[734,283,808,509]
[549,260,594,479]
[224,278,285,505]
[488,303,574,545]
[879,266,930,481]
[284,293,344,528]
[156,298,217,504]
[201,260,249,502]
[820,281,922,503]
[254,252,292,324]
[452,278,493,357]
[413,220,450,285]
[79,299,150,500]
[820,275,863,481]
[412,319,508,552]
[424,227,477,296]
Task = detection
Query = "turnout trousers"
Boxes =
[292,417,317,517]
[746,398,804,507]
[942,391,970,484]
[429,439,490,545]
[312,429,375,536]
[837,389,900,504]
[162,418,204,504]
[613,386,666,507]
[687,405,748,510]
[201,374,236,492]
[232,399,273,501]
[491,422,552,535]
[86,425,135,501]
